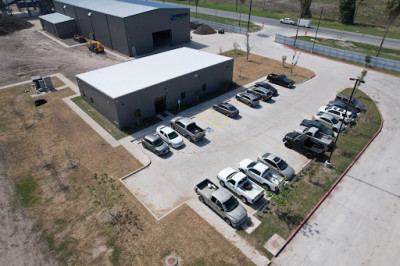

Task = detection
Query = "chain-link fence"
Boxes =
[191,18,247,34]
[275,34,400,72]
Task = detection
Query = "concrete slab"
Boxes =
[242,216,262,234]
[264,233,286,256]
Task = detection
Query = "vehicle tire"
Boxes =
[284,142,292,148]
[224,218,232,227]
[219,180,226,187]
[263,184,271,191]
[141,142,146,149]
[212,106,216,110]
[306,153,313,159]
[247,102,252,107]
[240,196,248,204]
[199,195,205,203]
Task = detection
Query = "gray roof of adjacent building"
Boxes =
[76,47,233,99]
[39,12,74,24]
[56,0,185,18]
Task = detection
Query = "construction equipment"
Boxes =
[87,40,104,54]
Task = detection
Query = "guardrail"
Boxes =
[191,18,247,34]
[275,34,400,72]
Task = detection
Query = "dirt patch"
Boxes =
[0,14,33,36]
[194,24,216,35]
[335,40,356,48]
[222,50,315,86]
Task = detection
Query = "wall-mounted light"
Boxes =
[194,74,200,79]
[88,12,92,17]
[63,5,66,9]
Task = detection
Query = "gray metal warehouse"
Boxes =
[76,47,234,129]
[49,0,190,56]
[39,13,77,38]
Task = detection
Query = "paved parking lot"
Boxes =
[121,72,334,219]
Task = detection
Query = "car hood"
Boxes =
[156,142,169,151]
[170,136,184,146]
[218,167,237,180]
[281,166,295,179]
[226,204,247,222]
[238,159,253,169]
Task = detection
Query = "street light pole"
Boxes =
[293,0,303,48]
[325,77,365,168]
[312,8,323,53]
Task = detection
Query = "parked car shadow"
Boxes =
[267,99,276,104]
[288,85,296,90]
[232,114,243,120]
[192,138,211,147]
[252,104,263,110]
[160,151,174,159]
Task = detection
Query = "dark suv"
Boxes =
[335,94,366,113]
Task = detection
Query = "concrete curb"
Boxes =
[275,106,384,257]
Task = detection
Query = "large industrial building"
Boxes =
[76,47,234,129]
[40,0,190,56]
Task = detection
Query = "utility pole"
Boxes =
[312,8,323,53]
[247,0,253,34]
[293,0,303,48]
[325,77,365,168]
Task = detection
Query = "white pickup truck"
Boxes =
[194,179,248,228]
[295,125,335,150]
[217,167,264,204]
[238,159,284,192]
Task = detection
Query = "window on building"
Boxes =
[82,91,86,97]
[90,97,94,104]
[202,84,207,91]
[181,92,186,99]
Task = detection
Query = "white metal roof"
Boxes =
[39,12,74,24]
[76,48,233,99]
[57,0,182,18]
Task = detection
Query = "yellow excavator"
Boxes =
[87,40,104,54]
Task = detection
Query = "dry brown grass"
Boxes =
[0,84,253,265]
[222,50,315,86]
[50,76,65,88]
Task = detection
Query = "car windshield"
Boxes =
[223,196,239,212]
[167,132,178,139]
[352,98,359,104]
[228,106,236,111]
[332,117,339,124]
[153,138,164,147]
[283,77,291,82]
[248,161,257,168]
[276,159,288,170]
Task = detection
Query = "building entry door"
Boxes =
[154,96,166,114]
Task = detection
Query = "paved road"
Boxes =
[150,0,400,49]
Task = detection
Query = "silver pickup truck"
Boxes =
[194,179,248,228]
[295,125,334,150]
[170,116,205,142]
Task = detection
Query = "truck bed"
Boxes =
[195,179,218,199]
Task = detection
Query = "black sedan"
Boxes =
[212,102,239,117]
[300,119,335,137]
[255,82,278,96]
[246,86,273,101]
[267,73,294,88]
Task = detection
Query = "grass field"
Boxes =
[237,88,381,259]
[295,36,400,61]
[191,11,262,32]
[157,0,400,39]
[1,84,253,265]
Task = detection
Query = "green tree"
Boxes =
[376,0,400,57]
[195,0,199,18]
[87,173,124,220]
[299,0,313,18]
[338,0,356,25]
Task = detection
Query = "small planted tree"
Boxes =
[87,173,124,221]
[244,34,252,61]
[282,55,287,68]
[233,42,240,54]
[364,55,371,67]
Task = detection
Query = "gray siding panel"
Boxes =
[56,20,77,38]
[40,19,57,36]
[76,78,119,126]
[91,12,112,47]
[108,16,128,54]
[75,7,93,38]
[112,59,233,129]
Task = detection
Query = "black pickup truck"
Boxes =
[267,74,294,88]
[283,132,325,159]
